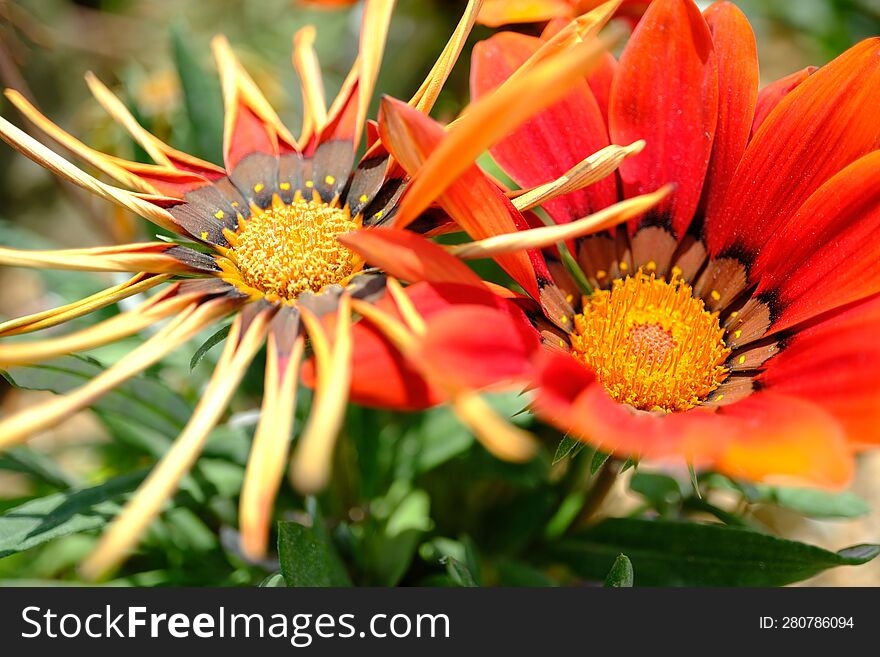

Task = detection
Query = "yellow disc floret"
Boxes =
[569,271,730,413]
[226,196,360,301]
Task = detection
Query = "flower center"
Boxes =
[227,197,360,301]
[569,271,730,413]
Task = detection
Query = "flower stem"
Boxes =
[571,457,621,530]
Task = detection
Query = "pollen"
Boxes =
[227,196,360,301]
[569,271,730,413]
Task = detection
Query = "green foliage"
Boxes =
[603,554,633,588]
[546,518,879,586]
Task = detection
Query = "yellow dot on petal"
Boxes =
[734,329,742,339]
[254,183,265,193]
[305,180,314,188]
[596,270,607,279]
[559,339,566,348]
[324,175,336,185]
[200,231,208,240]
[738,355,746,365]
[646,260,657,271]
[359,194,369,204]
[231,201,239,207]
[729,310,738,318]
[716,394,725,401]
[565,294,574,303]
[560,315,568,325]
[710,289,721,301]
[214,210,224,219]
[671,266,682,277]
[375,209,383,219]
[619,261,629,272]
[279,182,291,191]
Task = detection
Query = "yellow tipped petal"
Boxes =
[80,306,272,581]
[0,243,209,274]
[0,116,181,232]
[289,295,353,494]
[0,285,198,367]
[452,389,537,462]
[397,30,617,227]
[240,334,305,560]
[509,141,645,211]
[449,186,672,259]
[385,277,426,335]
[0,273,168,337]
[409,0,482,114]
[293,26,328,144]
[0,297,238,452]
[356,0,396,143]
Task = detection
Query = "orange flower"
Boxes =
[344,0,880,489]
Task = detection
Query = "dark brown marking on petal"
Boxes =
[212,178,250,220]
[544,255,580,306]
[363,178,406,227]
[297,285,345,317]
[727,338,782,372]
[669,234,707,283]
[539,282,575,333]
[270,305,302,358]
[693,256,748,313]
[541,330,571,353]
[345,273,387,303]
[345,154,389,216]
[229,152,279,209]
[629,225,678,276]
[702,374,754,408]
[170,183,243,245]
[237,298,277,341]
[633,207,674,235]
[311,139,355,203]
[166,245,222,272]
[278,153,309,203]
[723,296,772,349]
[576,231,619,289]
[176,278,243,298]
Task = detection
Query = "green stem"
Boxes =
[571,457,621,530]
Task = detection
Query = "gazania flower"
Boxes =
[0,0,484,576]
[0,1,624,577]
[344,0,880,489]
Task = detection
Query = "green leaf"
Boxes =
[278,520,352,587]
[552,436,586,465]
[259,572,287,587]
[189,325,230,370]
[171,24,223,162]
[444,557,477,587]
[603,554,633,587]
[0,472,146,558]
[591,450,611,475]
[0,447,78,489]
[3,355,191,438]
[703,474,871,519]
[547,518,880,586]
[629,472,681,512]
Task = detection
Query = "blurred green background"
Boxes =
[0,0,879,587]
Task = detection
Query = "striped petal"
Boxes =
[212,35,297,169]
[471,31,616,223]
[699,1,758,219]
[751,66,816,136]
[758,293,880,448]
[752,151,880,333]
[609,0,718,238]
[80,304,273,580]
[0,243,219,275]
[706,38,880,260]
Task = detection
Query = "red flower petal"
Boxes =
[751,66,816,136]
[753,151,880,332]
[378,97,548,299]
[759,294,880,448]
[338,228,485,287]
[609,0,718,237]
[716,392,852,489]
[699,1,758,218]
[471,32,615,224]
[706,38,880,259]
[587,50,617,125]
[419,305,540,390]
